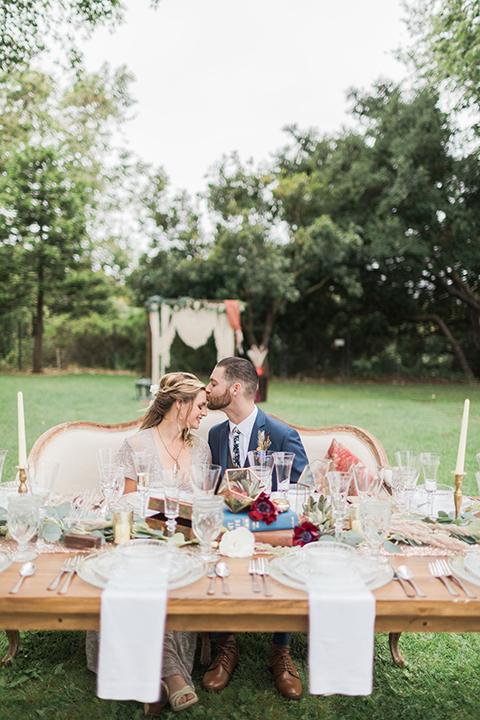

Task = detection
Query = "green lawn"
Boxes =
[0,373,480,719]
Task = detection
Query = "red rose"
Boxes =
[293,521,320,547]
[248,492,278,526]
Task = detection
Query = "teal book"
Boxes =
[223,508,298,532]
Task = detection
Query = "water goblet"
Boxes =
[8,494,40,562]
[395,451,422,513]
[327,471,352,542]
[352,464,383,499]
[162,468,185,539]
[390,466,409,512]
[360,498,392,561]
[190,464,222,497]
[25,461,59,550]
[133,449,154,517]
[192,495,224,562]
[421,453,442,518]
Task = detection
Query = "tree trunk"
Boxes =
[469,307,480,354]
[261,301,280,349]
[145,309,152,378]
[33,263,44,374]
[406,314,475,379]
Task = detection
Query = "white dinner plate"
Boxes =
[278,552,379,587]
[78,548,206,590]
[268,552,393,592]
[0,552,11,574]
[463,551,480,579]
[449,555,480,588]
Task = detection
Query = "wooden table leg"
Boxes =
[1,630,20,667]
[388,632,405,666]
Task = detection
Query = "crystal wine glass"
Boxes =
[352,464,383,499]
[250,465,274,495]
[395,451,422,513]
[271,452,295,510]
[327,471,352,542]
[25,461,59,550]
[98,462,125,515]
[190,464,222,498]
[421,452,442,518]
[360,498,392,561]
[8,494,40,562]
[192,495,224,562]
[162,468,185,539]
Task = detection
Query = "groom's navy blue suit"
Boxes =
[208,407,308,647]
[208,407,308,490]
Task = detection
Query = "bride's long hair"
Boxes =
[140,372,206,445]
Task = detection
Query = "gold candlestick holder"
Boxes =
[452,470,466,519]
[17,467,28,494]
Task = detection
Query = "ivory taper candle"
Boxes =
[455,398,470,475]
[17,391,27,469]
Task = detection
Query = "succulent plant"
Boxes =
[301,494,333,535]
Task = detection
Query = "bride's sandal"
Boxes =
[144,680,169,717]
[169,685,198,712]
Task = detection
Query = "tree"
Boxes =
[0,66,132,372]
[405,0,480,111]
[275,85,480,378]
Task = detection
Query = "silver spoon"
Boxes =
[397,565,426,597]
[215,561,231,595]
[9,561,36,594]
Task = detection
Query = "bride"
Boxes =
[88,372,211,717]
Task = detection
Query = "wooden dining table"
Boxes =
[0,550,480,668]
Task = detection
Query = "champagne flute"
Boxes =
[25,461,59,550]
[272,452,295,510]
[162,468,185,539]
[327,471,352,542]
[192,495,224,562]
[352,464,383,499]
[421,453,441,518]
[8,495,40,562]
[133,449,154,517]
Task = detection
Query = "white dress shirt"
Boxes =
[228,406,258,468]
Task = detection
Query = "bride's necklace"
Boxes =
[156,426,185,472]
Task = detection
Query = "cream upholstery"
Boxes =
[28,410,389,495]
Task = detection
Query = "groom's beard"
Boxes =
[207,388,232,411]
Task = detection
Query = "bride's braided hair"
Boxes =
[140,372,206,445]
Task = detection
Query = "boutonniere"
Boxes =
[248,492,278,526]
[256,430,271,453]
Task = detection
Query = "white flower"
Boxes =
[150,384,159,396]
[219,526,255,558]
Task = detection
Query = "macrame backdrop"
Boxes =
[148,299,243,384]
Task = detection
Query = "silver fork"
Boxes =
[428,561,459,596]
[248,559,261,593]
[436,558,477,598]
[58,557,81,595]
[47,557,74,591]
[256,557,272,597]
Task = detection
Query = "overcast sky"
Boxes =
[83,0,410,199]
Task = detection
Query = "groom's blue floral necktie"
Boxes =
[232,427,241,468]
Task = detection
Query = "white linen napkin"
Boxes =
[307,575,376,696]
[97,567,168,703]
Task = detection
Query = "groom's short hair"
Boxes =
[216,357,258,398]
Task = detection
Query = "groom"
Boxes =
[204,356,308,699]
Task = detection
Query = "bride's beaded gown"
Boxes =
[86,428,211,693]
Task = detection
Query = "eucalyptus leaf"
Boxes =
[384,540,403,553]
[341,530,363,547]
[42,523,62,542]
[55,503,72,520]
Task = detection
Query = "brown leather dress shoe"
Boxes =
[268,644,303,699]
[202,640,239,692]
